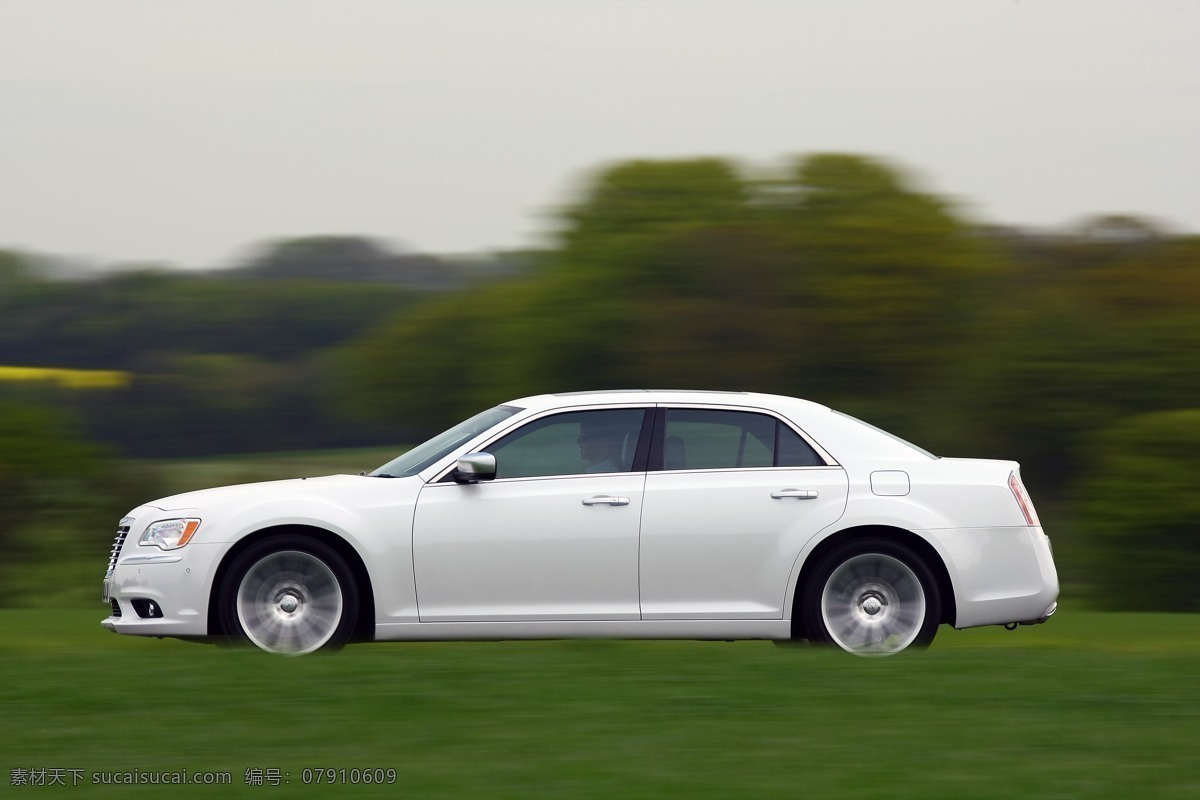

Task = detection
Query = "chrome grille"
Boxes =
[105,521,132,578]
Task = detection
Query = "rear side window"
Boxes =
[661,409,823,470]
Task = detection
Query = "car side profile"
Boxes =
[102,390,1059,656]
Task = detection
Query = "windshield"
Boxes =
[370,405,523,478]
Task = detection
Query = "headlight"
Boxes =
[139,518,202,550]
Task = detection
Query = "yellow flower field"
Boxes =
[0,365,130,389]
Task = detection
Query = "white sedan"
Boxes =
[102,390,1059,656]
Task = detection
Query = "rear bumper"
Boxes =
[1018,600,1057,626]
[922,525,1060,630]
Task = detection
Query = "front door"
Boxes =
[412,407,649,622]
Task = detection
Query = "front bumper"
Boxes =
[102,542,227,638]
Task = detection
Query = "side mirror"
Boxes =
[453,452,497,484]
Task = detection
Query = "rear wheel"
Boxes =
[219,535,359,655]
[802,538,940,656]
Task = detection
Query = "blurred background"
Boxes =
[3,153,1197,615]
[0,1,1197,615]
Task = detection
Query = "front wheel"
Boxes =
[218,535,359,655]
[802,538,941,656]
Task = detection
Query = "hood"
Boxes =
[146,474,389,511]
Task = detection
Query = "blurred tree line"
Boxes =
[1,154,1197,610]
[0,239,529,456]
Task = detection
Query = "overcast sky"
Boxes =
[1,0,1197,269]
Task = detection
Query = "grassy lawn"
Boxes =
[2,608,1198,798]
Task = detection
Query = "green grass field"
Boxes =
[3,609,1198,798]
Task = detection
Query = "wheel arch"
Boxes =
[207,524,376,642]
[789,524,956,639]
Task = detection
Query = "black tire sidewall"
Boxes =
[802,537,941,652]
[218,534,359,652]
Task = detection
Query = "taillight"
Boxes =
[1009,471,1041,526]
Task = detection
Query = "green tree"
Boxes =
[236,236,461,289]
[0,249,31,284]
[0,400,155,606]
[961,229,1200,491]
[518,158,767,394]
[1078,410,1200,611]
[344,280,536,431]
[560,158,749,258]
[768,154,994,412]
[344,153,994,445]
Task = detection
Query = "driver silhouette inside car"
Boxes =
[577,423,626,474]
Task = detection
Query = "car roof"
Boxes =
[508,389,832,416]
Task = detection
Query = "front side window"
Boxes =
[487,409,647,479]
[661,409,823,470]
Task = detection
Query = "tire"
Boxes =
[802,537,940,656]
[218,534,359,655]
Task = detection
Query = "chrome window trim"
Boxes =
[423,470,644,488]
[428,463,841,487]
[650,465,844,477]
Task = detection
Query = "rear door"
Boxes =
[639,406,849,619]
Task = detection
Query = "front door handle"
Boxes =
[771,489,818,500]
[582,495,630,506]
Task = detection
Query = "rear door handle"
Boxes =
[771,489,818,500]
[582,496,630,506]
